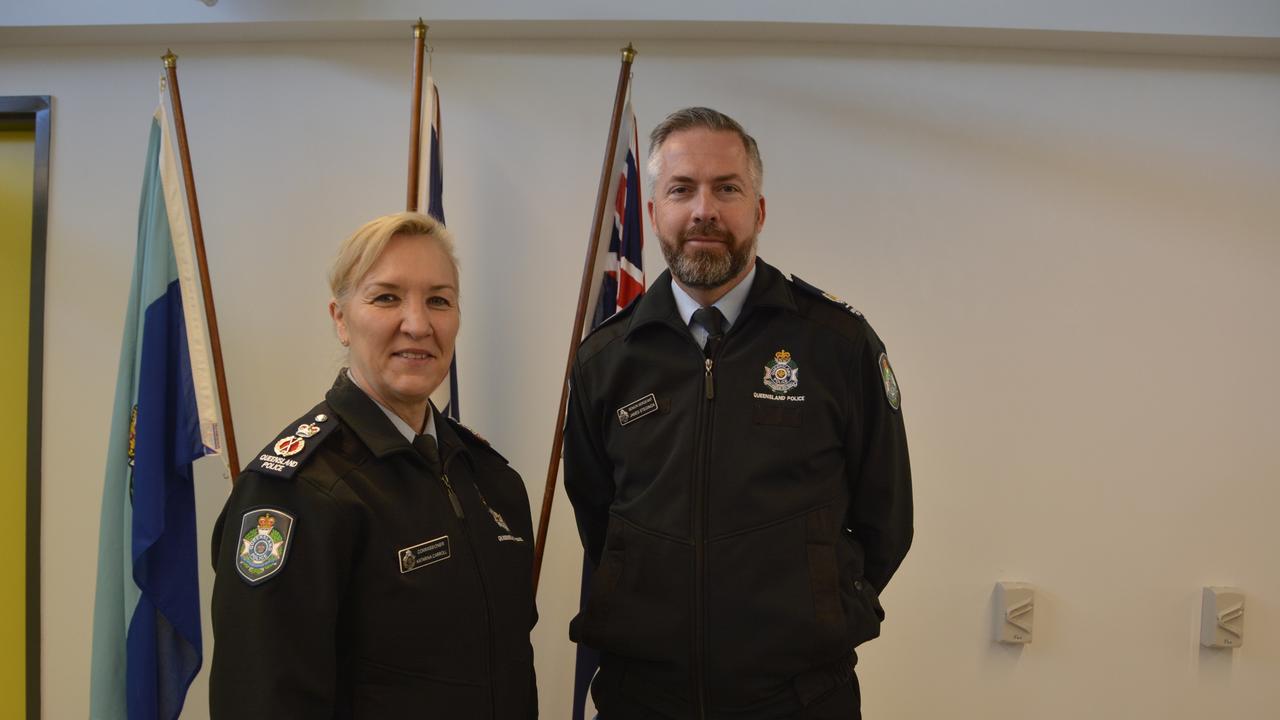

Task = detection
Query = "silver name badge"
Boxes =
[616,393,659,426]
[399,535,450,574]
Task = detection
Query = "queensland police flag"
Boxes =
[573,99,645,720]
[90,76,225,720]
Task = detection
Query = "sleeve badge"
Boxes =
[879,352,901,411]
[235,508,295,585]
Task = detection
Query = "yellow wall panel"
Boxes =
[0,126,35,718]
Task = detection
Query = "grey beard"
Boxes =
[662,235,756,289]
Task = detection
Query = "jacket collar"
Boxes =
[325,371,468,465]
[626,257,796,339]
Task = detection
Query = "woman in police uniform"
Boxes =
[210,212,537,718]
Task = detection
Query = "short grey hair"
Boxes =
[328,211,459,304]
[647,107,764,197]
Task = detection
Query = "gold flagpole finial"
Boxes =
[162,49,178,68]
[414,18,428,38]
[621,43,637,62]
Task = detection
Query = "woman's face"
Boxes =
[329,233,460,427]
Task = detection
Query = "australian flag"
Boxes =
[573,100,645,720]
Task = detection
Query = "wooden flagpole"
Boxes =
[532,44,636,592]
[162,50,241,477]
[406,19,428,211]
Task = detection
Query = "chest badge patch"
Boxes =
[236,509,295,585]
[399,535,451,574]
[879,352,901,410]
[617,393,659,426]
[763,349,800,394]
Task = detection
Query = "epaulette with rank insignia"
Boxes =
[584,296,640,337]
[247,404,340,479]
[790,275,864,318]
[446,417,510,465]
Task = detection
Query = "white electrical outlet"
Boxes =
[994,582,1035,644]
[1201,587,1244,648]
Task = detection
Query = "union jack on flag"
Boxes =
[586,100,645,331]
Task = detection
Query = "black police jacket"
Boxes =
[210,372,537,719]
[564,258,912,717]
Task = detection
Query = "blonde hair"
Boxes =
[328,211,459,303]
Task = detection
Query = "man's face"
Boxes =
[648,128,766,290]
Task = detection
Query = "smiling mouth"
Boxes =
[393,351,434,360]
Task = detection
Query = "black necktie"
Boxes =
[413,434,442,477]
[692,306,727,357]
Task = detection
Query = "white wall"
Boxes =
[5,0,1280,38]
[2,30,1278,720]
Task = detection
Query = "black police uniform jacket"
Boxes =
[564,259,913,718]
[210,371,537,719]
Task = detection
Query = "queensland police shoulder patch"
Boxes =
[235,508,295,584]
[879,352,901,411]
[249,405,338,479]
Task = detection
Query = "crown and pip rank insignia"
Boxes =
[762,349,800,394]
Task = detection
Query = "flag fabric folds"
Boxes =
[90,75,225,720]
[418,71,461,421]
[572,100,646,720]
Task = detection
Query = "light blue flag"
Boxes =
[90,75,225,720]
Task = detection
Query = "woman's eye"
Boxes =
[428,296,455,309]
[371,293,398,305]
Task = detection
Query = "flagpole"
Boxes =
[406,19,428,211]
[532,44,636,591]
[162,50,241,478]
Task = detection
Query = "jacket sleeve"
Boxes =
[563,359,615,567]
[846,331,914,593]
[208,473,356,718]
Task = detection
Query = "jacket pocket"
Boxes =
[751,399,803,427]
[571,520,692,666]
[353,657,487,719]
[704,506,850,709]
[837,534,884,648]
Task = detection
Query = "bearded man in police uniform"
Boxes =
[564,107,913,720]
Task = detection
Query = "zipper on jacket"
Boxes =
[440,473,466,520]
[441,452,498,719]
[693,337,722,719]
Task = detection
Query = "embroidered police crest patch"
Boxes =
[236,508,295,585]
[879,352,901,410]
[763,349,800,394]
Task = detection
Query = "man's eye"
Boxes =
[668,186,689,196]
[718,184,741,194]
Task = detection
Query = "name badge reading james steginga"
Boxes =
[399,535,451,574]
[617,393,659,427]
